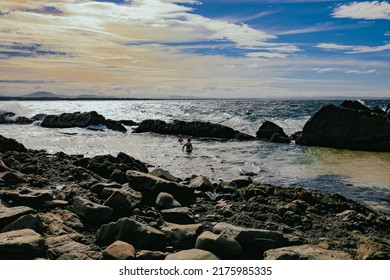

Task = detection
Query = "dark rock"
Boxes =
[155,192,182,209]
[126,170,194,205]
[161,223,203,249]
[103,240,136,260]
[95,217,166,249]
[270,132,291,143]
[256,121,289,142]
[296,104,390,151]
[264,245,352,260]
[0,135,27,153]
[42,200,69,209]
[0,229,47,259]
[371,106,385,115]
[188,176,214,191]
[134,119,255,140]
[41,111,126,132]
[290,131,302,141]
[31,114,47,121]
[195,231,242,259]
[0,206,36,230]
[72,196,113,224]
[161,207,195,224]
[165,248,220,260]
[1,214,43,234]
[90,182,122,194]
[103,188,142,216]
[340,100,370,111]
[150,168,182,183]
[0,112,34,125]
[0,188,53,207]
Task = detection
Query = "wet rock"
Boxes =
[0,135,27,153]
[264,244,352,260]
[161,207,195,224]
[126,170,194,205]
[0,229,47,259]
[156,192,182,209]
[219,176,253,192]
[136,250,168,260]
[0,188,53,207]
[256,121,289,142]
[150,168,182,183]
[188,176,214,191]
[165,248,220,260]
[296,103,390,151]
[72,196,113,224]
[161,222,203,249]
[103,240,136,260]
[134,119,255,140]
[95,217,166,249]
[1,214,43,234]
[212,222,289,259]
[103,188,142,216]
[0,206,36,230]
[195,231,242,259]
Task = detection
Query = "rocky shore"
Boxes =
[0,134,389,260]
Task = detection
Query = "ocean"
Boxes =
[1,99,389,215]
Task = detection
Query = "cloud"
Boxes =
[345,69,377,74]
[316,43,390,53]
[312,67,336,73]
[332,1,390,20]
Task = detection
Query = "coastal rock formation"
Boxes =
[0,135,27,153]
[296,102,390,151]
[256,121,290,143]
[133,119,255,140]
[0,112,34,125]
[41,111,127,132]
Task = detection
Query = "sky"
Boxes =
[0,0,389,98]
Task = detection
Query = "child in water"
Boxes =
[182,138,193,153]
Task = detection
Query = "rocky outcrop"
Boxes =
[41,111,126,132]
[133,119,255,140]
[256,121,290,143]
[0,112,34,125]
[0,206,36,230]
[296,103,390,151]
[0,135,27,153]
[340,100,370,111]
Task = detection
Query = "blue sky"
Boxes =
[0,0,389,98]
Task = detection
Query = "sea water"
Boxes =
[1,99,389,215]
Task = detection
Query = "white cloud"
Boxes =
[346,69,377,74]
[246,52,288,59]
[332,1,390,20]
[316,43,390,53]
[312,67,336,73]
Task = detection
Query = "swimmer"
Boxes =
[182,138,193,153]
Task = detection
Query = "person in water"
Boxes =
[182,138,193,153]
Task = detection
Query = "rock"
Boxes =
[161,207,195,224]
[95,217,166,249]
[296,103,390,151]
[72,196,113,224]
[126,170,194,205]
[0,229,47,259]
[42,200,69,209]
[133,119,255,140]
[264,245,352,260]
[136,250,168,260]
[188,176,214,191]
[340,100,370,111]
[41,111,126,132]
[103,188,142,216]
[161,223,203,249]
[223,176,253,189]
[0,135,27,153]
[150,168,182,183]
[90,182,122,194]
[195,231,242,259]
[103,240,136,260]
[212,222,289,259]
[165,248,220,260]
[0,112,34,125]
[1,214,43,234]
[156,192,182,209]
[256,121,289,142]
[31,114,47,121]
[356,240,389,260]
[371,106,385,115]
[0,187,53,207]
[270,132,291,144]
[0,206,36,230]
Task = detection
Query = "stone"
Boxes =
[212,222,289,259]
[165,248,220,260]
[0,206,36,230]
[126,170,194,205]
[296,103,390,152]
[133,119,255,140]
[264,245,352,260]
[136,250,168,260]
[340,100,370,111]
[156,192,182,209]
[256,121,289,141]
[0,229,47,259]
[42,200,69,209]
[0,187,53,207]
[270,132,291,144]
[103,240,136,260]
[72,196,113,224]
[161,223,203,249]
[229,176,253,189]
[150,168,182,183]
[188,176,214,191]
[95,217,166,250]
[90,182,122,194]
[356,240,388,260]
[0,135,27,153]
[103,188,142,216]
[161,207,195,224]
[195,231,242,259]
[1,214,43,234]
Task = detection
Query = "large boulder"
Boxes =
[0,135,27,153]
[195,231,242,259]
[161,207,195,224]
[103,240,136,260]
[256,121,289,142]
[0,206,36,230]
[95,217,166,249]
[0,229,47,259]
[133,119,255,140]
[264,244,352,260]
[1,214,43,234]
[340,100,370,111]
[0,112,34,125]
[72,196,113,224]
[41,111,126,132]
[103,187,142,216]
[296,103,390,151]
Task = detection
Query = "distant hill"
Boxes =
[21,91,62,98]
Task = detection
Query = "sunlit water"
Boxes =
[1,99,389,215]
